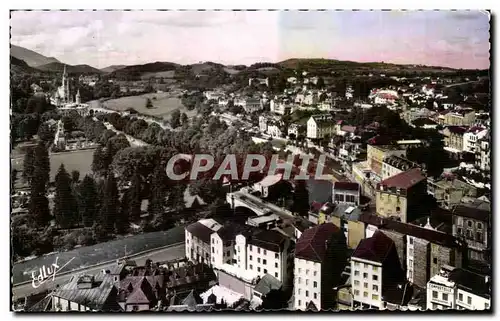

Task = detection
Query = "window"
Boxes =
[354,280,360,286]
[476,232,483,242]
[275,262,278,268]
[313,271,317,276]
[298,289,302,295]
[363,292,368,298]
[132,305,139,311]
[298,268,301,273]
[409,238,413,245]
[458,293,463,301]
[409,259,413,267]
[250,265,253,270]
[433,258,437,264]
[264,269,267,274]
[372,294,379,300]
[314,293,317,299]
[364,282,368,289]
[354,271,360,277]
[373,266,378,272]
[257,248,261,254]
[264,250,267,255]
[298,300,301,306]
[313,281,317,288]
[364,263,368,268]
[237,246,240,252]
[257,267,261,272]
[432,291,438,299]
[467,297,472,305]
[373,275,378,281]
[211,247,214,253]
[354,290,360,296]
[263,259,267,265]
[363,273,368,279]
[211,257,214,262]
[250,255,253,261]
[458,227,463,235]
[467,221,472,227]
[249,245,253,251]
[306,291,309,297]
[373,285,378,291]
[257,258,261,263]
[477,222,483,230]
[306,269,309,275]
[226,251,230,256]
[485,303,489,309]
[298,277,302,284]
[354,262,360,267]
[442,293,448,301]
[306,279,309,286]
[275,272,278,278]
[275,253,279,259]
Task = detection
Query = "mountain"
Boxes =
[10,45,60,68]
[10,55,40,75]
[36,62,102,74]
[101,65,128,73]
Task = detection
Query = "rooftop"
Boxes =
[452,200,490,222]
[248,229,289,253]
[352,230,395,264]
[253,274,282,296]
[333,181,360,192]
[295,223,340,263]
[378,168,426,190]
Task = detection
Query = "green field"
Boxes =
[11,149,96,182]
[102,92,197,119]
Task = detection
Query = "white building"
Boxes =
[235,228,291,283]
[304,92,319,106]
[293,223,342,311]
[185,219,223,265]
[426,265,491,311]
[266,124,282,138]
[306,114,335,139]
[287,124,300,138]
[258,115,268,133]
[211,225,240,269]
[476,133,490,173]
[270,99,289,115]
[463,127,488,154]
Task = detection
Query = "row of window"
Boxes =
[353,290,379,301]
[353,270,379,281]
[296,289,318,299]
[296,268,317,276]
[334,194,357,203]
[353,262,379,271]
[297,278,318,288]
[432,291,473,305]
[457,228,484,242]
[353,280,379,291]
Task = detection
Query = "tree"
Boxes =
[170,109,181,129]
[145,98,154,109]
[99,172,120,236]
[292,180,310,217]
[37,122,55,143]
[316,76,325,89]
[148,164,168,226]
[22,147,35,184]
[128,173,142,222]
[54,164,79,228]
[258,289,288,310]
[167,184,185,212]
[28,143,51,227]
[117,190,131,234]
[79,175,98,227]
[180,112,189,126]
[71,170,80,184]
[91,146,109,176]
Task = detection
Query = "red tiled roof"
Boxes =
[310,201,325,213]
[295,223,340,263]
[352,230,395,263]
[126,277,156,305]
[378,168,425,190]
[341,125,357,133]
[447,126,468,135]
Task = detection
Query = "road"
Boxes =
[444,80,482,88]
[12,243,185,300]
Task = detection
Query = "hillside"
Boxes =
[101,65,128,73]
[10,45,60,67]
[10,56,40,75]
[278,58,458,74]
[110,61,180,80]
[36,62,102,74]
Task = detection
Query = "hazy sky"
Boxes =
[10,10,490,69]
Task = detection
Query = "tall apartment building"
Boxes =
[375,168,427,223]
[350,231,406,309]
[306,114,335,139]
[381,155,419,180]
[427,176,477,210]
[443,109,476,126]
[294,223,347,311]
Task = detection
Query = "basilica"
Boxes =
[51,65,89,117]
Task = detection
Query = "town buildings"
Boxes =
[427,176,477,210]
[427,265,490,310]
[306,114,335,139]
[185,219,223,265]
[381,155,420,180]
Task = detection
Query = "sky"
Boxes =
[10,10,490,69]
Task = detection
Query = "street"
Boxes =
[12,243,185,300]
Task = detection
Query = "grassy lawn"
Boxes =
[102,92,197,119]
[11,149,96,182]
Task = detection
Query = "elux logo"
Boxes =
[31,257,75,289]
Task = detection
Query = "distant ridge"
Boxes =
[10,44,60,68]
[101,65,128,73]
[36,62,103,74]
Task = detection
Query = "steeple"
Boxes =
[76,89,81,104]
